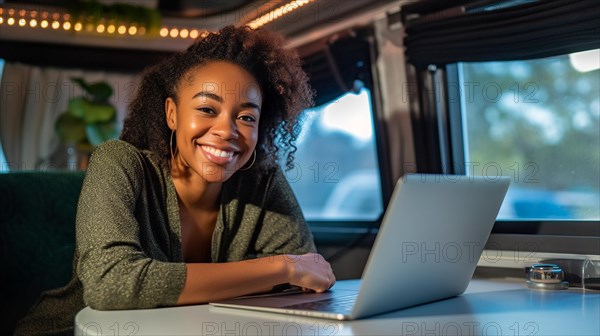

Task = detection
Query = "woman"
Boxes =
[16,25,334,335]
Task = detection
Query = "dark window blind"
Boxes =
[401,0,600,68]
[300,30,374,107]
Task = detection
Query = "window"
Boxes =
[283,88,384,222]
[401,0,600,254]
[458,50,600,221]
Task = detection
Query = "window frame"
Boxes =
[297,26,394,245]
[305,79,393,246]
[444,63,600,256]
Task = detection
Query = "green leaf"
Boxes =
[55,113,87,144]
[86,121,118,146]
[72,77,113,102]
[72,77,92,93]
[87,82,113,102]
[68,96,91,118]
[82,103,116,124]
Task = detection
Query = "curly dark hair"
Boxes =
[120,25,314,173]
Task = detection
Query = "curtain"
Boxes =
[401,0,600,68]
[0,62,139,170]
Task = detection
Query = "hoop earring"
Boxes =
[239,150,256,171]
[170,130,177,161]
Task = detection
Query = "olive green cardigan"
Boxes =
[15,140,316,336]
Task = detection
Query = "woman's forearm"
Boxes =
[176,255,289,305]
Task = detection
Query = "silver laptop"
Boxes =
[210,174,510,320]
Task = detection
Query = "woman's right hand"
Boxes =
[283,253,336,293]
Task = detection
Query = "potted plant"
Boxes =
[55,77,119,168]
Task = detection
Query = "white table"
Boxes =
[75,278,600,336]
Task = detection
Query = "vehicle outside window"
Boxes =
[458,49,600,220]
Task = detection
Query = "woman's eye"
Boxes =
[238,115,256,123]
[196,107,215,114]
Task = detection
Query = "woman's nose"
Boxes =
[211,114,239,140]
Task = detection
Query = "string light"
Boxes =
[159,27,169,37]
[0,2,317,39]
[247,0,314,29]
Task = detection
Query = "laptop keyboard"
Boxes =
[283,294,357,312]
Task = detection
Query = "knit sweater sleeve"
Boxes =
[253,167,317,256]
[75,140,186,310]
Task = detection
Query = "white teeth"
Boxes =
[201,145,234,158]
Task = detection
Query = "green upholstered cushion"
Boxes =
[0,171,84,335]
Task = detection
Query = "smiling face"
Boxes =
[166,61,262,183]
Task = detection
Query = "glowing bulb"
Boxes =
[159,27,169,37]
[0,18,3,25]
[29,19,37,28]
[169,28,179,38]
[74,22,82,31]
[179,29,189,38]
[7,18,15,26]
[18,18,26,26]
[96,24,105,33]
[52,21,60,29]
[128,26,137,35]
[190,29,199,39]
[41,20,48,28]
[107,25,115,34]
[117,25,126,35]
[63,21,71,30]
